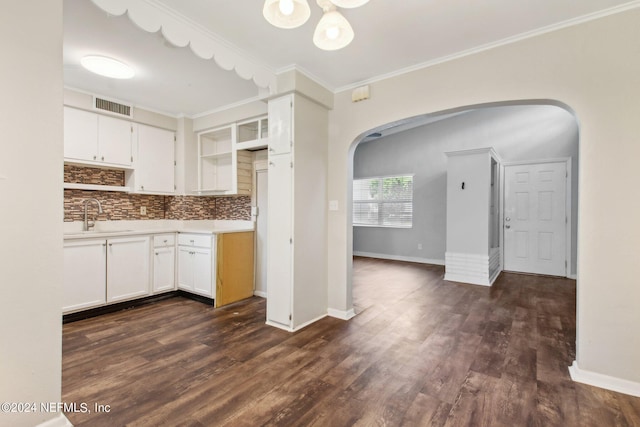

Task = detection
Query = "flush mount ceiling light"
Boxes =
[263,0,367,50]
[80,55,135,79]
[263,0,311,29]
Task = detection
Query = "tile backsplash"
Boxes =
[63,165,251,222]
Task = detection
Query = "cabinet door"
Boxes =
[136,124,175,194]
[178,246,194,291]
[106,236,150,303]
[64,107,98,162]
[267,95,292,155]
[63,239,106,313]
[266,154,293,327]
[153,246,175,293]
[193,248,213,297]
[98,115,132,166]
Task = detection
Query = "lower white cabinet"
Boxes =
[106,236,150,303]
[178,233,215,298]
[63,235,150,313]
[153,234,176,293]
[63,239,107,313]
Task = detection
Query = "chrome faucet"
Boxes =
[83,198,104,231]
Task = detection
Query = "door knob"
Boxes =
[505,225,511,229]
[505,217,511,222]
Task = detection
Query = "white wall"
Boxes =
[353,105,579,274]
[327,8,640,388]
[0,2,65,426]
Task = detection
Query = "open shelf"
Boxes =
[64,183,131,192]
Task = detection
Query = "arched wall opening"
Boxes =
[345,100,580,311]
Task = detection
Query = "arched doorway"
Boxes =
[345,100,579,312]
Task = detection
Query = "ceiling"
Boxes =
[63,0,639,117]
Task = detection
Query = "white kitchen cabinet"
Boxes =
[63,106,133,168]
[236,115,268,150]
[63,239,107,313]
[152,234,176,293]
[127,124,175,194]
[267,97,292,155]
[266,154,293,327]
[178,233,215,299]
[106,236,150,303]
[266,93,328,331]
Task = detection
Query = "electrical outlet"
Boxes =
[140,206,147,215]
[417,243,423,250]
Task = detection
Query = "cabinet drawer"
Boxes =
[178,233,212,248]
[153,234,175,247]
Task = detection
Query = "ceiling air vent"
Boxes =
[93,96,133,118]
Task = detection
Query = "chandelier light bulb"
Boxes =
[263,0,310,29]
[279,0,295,16]
[326,26,340,40]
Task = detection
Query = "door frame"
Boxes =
[500,157,572,278]
[253,158,269,298]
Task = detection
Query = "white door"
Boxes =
[98,115,132,166]
[504,161,567,276]
[63,239,106,312]
[177,246,194,291]
[255,167,268,297]
[266,154,292,327]
[63,107,98,162]
[153,246,175,293]
[136,124,175,193]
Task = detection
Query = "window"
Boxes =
[353,175,413,227]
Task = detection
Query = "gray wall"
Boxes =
[353,104,579,275]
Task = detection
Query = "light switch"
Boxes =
[329,200,339,211]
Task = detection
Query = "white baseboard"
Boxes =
[266,313,328,333]
[37,413,73,427]
[253,290,267,298]
[569,360,640,397]
[292,313,328,332]
[568,274,577,280]
[353,251,444,266]
[328,307,356,320]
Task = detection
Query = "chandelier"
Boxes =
[263,0,369,51]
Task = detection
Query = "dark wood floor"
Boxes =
[62,257,640,426]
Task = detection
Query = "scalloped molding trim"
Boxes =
[90,0,276,92]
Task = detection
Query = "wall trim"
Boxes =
[266,313,328,333]
[253,290,267,298]
[37,413,73,427]
[328,307,356,320]
[353,251,445,266]
[569,360,640,397]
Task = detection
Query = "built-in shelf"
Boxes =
[64,183,131,192]
[200,152,232,160]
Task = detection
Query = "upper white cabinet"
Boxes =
[196,125,251,196]
[127,123,175,194]
[64,106,132,168]
[236,116,268,150]
[267,97,292,156]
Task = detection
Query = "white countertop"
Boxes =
[63,220,254,240]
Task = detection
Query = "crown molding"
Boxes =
[333,0,640,94]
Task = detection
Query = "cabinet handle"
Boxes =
[108,243,112,247]
[155,252,159,255]
[190,240,194,244]
[102,243,106,247]
[269,161,275,166]
[141,185,144,190]
[101,156,104,161]
[93,155,97,160]
[269,147,275,152]
[163,239,168,243]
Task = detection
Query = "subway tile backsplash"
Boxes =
[63,165,251,222]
